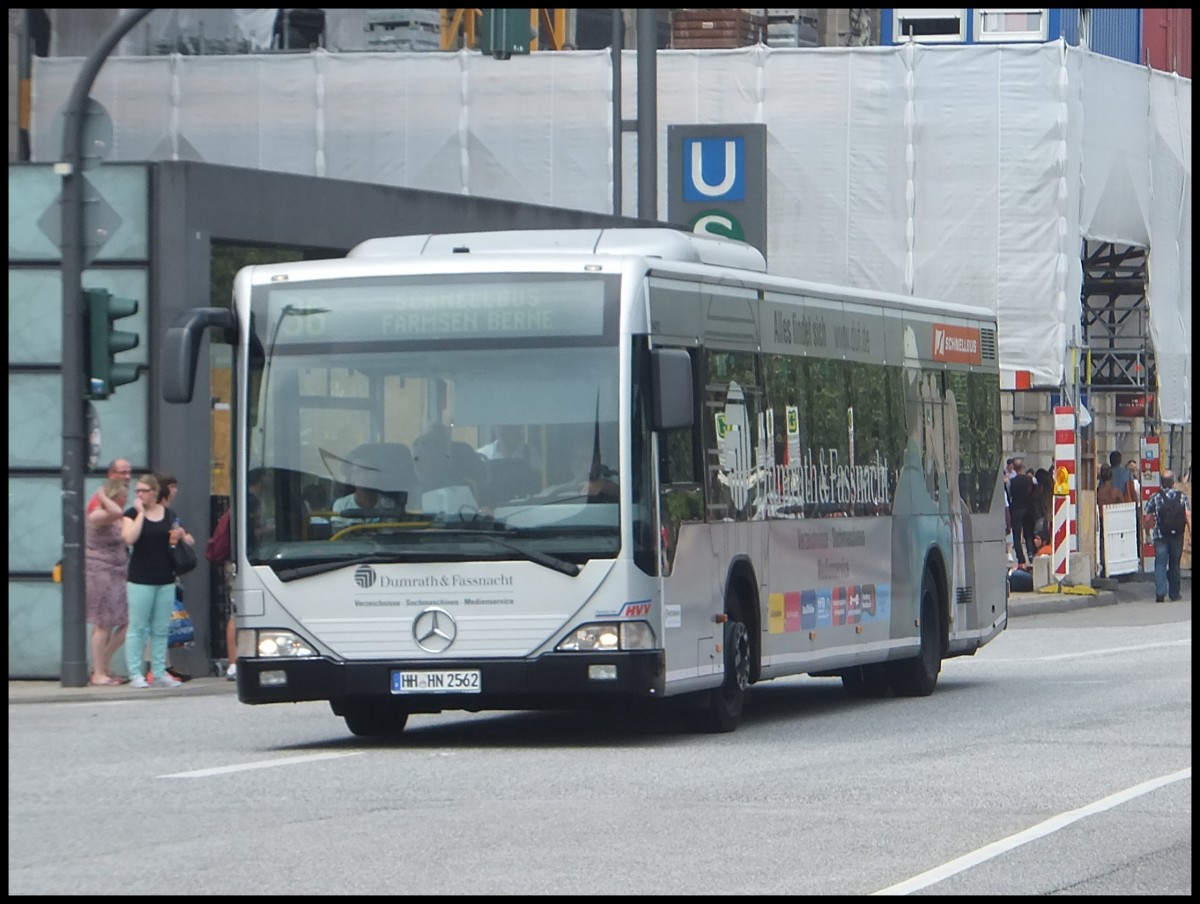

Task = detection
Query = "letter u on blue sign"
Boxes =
[683,137,745,202]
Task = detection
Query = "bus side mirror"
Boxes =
[651,348,694,431]
[162,307,236,403]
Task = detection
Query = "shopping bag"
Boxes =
[168,594,194,647]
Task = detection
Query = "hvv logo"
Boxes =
[682,137,746,202]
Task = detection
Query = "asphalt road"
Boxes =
[8,577,1190,895]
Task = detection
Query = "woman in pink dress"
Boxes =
[85,477,130,685]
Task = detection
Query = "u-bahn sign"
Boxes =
[668,123,767,261]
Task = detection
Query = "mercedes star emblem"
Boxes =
[412,607,457,653]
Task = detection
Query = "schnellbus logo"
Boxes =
[354,565,377,588]
[931,323,982,365]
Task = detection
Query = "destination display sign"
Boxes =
[263,277,609,345]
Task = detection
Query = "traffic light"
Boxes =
[83,287,142,400]
[479,9,531,59]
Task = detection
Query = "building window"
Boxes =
[892,9,966,43]
[974,9,1048,43]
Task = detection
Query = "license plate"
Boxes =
[391,669,481,694]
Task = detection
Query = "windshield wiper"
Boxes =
[275,555,395,583]
[408,528,581,576]
[474,532,581,576]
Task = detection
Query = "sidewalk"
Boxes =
[9,573,1188,705]
[9,672,238,704]
[1008,571,1153,617]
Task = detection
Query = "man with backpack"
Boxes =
[1142,470,1191,602]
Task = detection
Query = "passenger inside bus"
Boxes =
[476,424,543,470]
[476,425,541,507]
[412,423,488,511]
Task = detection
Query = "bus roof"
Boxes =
[348,228,768,273]
[329,228,992,323]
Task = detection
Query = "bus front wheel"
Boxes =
[333,700,410,737]
[690,604,751,733]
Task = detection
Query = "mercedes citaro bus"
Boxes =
[163,228,1007,737]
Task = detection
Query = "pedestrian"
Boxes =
[1002,459,1014,563]
[1095,463,1126,577]
[1007,458,1037,565]
[157,471,179,507]
[85,476,130,685]
[1108,450,1137,503]
[1096,464,1125,507]
[87,458,132,513]
[205,468,266,681]
[152,472,190,681]
[1180,466,1193,572]
[206,504,236,680]
[1141,470,1191,602]
[1033,466,1053,548]
[121,473,195,688]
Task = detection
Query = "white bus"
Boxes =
[164,228,1007,736]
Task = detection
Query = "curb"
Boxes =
[8,675,237,705]
[1006,587,1120,617]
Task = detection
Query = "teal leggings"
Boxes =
[125,582,176,680]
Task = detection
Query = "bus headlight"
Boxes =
[556,621,656,652]
[255,630,316,658]
[619,620,655,650]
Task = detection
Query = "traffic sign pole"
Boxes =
[57,9,152,687]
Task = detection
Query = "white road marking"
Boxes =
[981,639,1190,663]
[872,767,1192,895]
[160,750,363,778]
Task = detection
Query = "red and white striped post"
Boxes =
[1139,436,1160,572]
[1052,406,1076,580]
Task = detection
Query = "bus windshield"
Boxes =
[244,273,621,570]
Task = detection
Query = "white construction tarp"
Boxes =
[29,41,1190,423]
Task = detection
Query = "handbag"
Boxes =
[166,507,198,576]
[168,593,194,647]
[168,538,198,576]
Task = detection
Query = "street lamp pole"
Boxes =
[58,9,153,686]
[636,9,658,221]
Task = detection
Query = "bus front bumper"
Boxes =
[235,651,666,709]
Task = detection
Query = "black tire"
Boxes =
[691,605,751,734]
[336,702,410,738]
[841,663,890,698]
[888,577,942,697]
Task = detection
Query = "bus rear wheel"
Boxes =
[888,578,942,697]
[841,663,890,698]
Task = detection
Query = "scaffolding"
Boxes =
[440,9,569,52]
[1081,240,1155,417]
